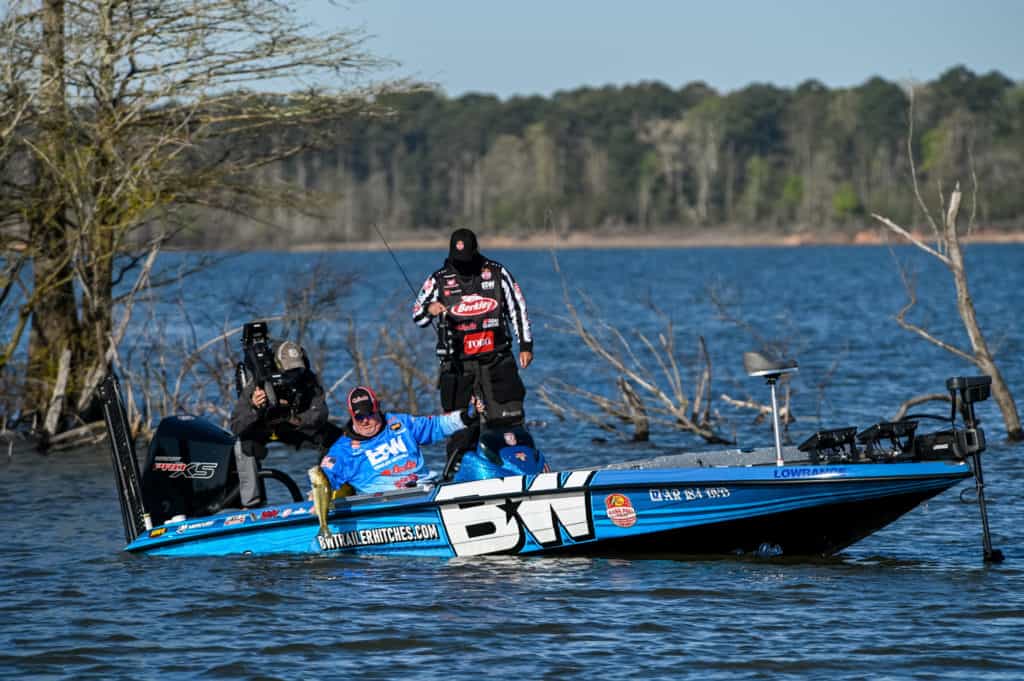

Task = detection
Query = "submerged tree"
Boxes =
[0,0,415,432]
[872,91,1021,440]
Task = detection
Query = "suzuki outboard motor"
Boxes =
[453,425,548,482]
[142,416,239,526]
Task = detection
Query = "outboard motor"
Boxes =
[142,416,239,526]
[453,425,549,482]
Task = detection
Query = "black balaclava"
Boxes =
[448,228,483,275]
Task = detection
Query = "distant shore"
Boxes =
[290,227,1024,252]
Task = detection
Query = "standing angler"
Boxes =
[412,228,533,472]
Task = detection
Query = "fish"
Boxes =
[307,465,333,538]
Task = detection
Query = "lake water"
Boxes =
[2,244,1023,679]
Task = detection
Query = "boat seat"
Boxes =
[743,351,798,379]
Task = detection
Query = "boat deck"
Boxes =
[603,446,811,470]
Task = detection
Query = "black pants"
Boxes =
[439,351,526,458]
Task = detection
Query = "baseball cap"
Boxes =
[275,341,305,371]
[347,386,380,419]
[449,228,479,263]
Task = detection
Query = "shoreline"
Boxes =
[289,228,1024,252]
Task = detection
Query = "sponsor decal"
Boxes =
[351,440,360,450]
[317,524,441,551]
[282,508,294,518]
[149,527,167,538]
[260,509,279,520]
[393,473,420,489]
[153,461,186,473]
[504,432,517,446]
[450,295,498,317]
[390,422,403,432]
[455,321,478,332]
[482,318,499,329]
[380,460,417,477]
[605,494,637,528]
[224,514,247,526]
[481,281,496,290]
[463,331,494,355]
[772,466,845,480]
[514,451,527,462]
[321,455,335,470]
[443,288,457,296]
[176,520,216,535]
[365,438,410,468]
[481,269,492,280]
[152,461,218,480]
[436,471,596,557]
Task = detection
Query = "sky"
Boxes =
[307,0,1024,99]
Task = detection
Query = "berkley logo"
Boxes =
[450,295,498,317]
[463,331,494,355]
[604,493,637,528]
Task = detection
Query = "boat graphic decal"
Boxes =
[317,524,441,551]
[435,471,596,556]
[604,493,637,528]
[772,466,846,479]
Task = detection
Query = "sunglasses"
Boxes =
[353,412,378,422]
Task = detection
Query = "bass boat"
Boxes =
[101,353,1003,562]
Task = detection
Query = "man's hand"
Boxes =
[519,351,533,369]
[251,387,268,408]
[427,302,447,317]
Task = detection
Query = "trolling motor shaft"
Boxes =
[947,376,1003,563]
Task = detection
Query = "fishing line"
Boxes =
[372,223,420,298]
[371,223,439,332]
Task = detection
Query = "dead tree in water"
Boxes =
[871,92,1021,441]
[538,255,731,444]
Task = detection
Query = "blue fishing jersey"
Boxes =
[320,412,464,494]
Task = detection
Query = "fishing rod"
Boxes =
[371,223,442,335]
[372,223,420,299]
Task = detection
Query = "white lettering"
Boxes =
[437,471,596,556]
[366,439,409,467]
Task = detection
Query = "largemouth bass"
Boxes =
[307,466,333,538]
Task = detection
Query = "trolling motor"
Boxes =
[743,351,798,466]
[947,376,1002,563]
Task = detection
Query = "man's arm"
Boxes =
[319,440,351,490]
[295,377,328,430]
[412,273,440,328]
[229,384,265,438]
[406,411,472,446]
[500,265,533,365]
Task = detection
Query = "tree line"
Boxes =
[188,65,1024,248]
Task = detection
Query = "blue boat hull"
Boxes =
[126,459,971,559]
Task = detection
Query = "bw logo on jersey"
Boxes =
[365,438,410,469]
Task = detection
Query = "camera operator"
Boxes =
[230,340,329,508]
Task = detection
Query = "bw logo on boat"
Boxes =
[435,471,596,556]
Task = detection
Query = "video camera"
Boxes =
[234,321,311,414]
